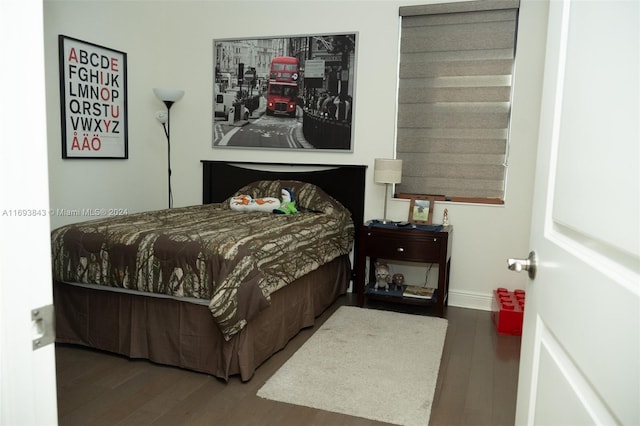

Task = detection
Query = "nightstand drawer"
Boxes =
[360,232,441,262]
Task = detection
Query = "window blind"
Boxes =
[396,0,520,201]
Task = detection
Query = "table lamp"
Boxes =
[374,158,403,223]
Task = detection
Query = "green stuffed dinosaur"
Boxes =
[273,187,298,214]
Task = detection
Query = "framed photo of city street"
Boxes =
[212,33,357,151]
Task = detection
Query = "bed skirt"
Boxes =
[53,255,350,381]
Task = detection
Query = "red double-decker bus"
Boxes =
[266,56,299,117]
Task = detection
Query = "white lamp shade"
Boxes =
[154,110,168,124]
[374,159,403,184]
[153,88,185,102]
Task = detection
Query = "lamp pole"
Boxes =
[162,100,174,209]
[153,88,184,210]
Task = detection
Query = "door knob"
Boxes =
[507,251,537,279]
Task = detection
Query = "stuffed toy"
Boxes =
[392,273,405,291]
[374,261,392,291]
[230,194,280,212]
[273,188,298,214]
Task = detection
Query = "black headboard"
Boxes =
[202,161,367,229]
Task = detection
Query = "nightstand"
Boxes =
[354,222,453,317]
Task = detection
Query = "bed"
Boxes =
[52,161,366,381]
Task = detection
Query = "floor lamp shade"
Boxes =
[153,88,184,103]
[374,159,402,223]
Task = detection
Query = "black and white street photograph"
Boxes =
[212,33,357,151]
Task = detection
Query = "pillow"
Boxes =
[229,194,281,212]
[223,180,350,218]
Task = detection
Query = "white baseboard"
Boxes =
[448,289,494,312]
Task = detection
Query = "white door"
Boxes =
[515,0,639,425]
[0,0,59,424]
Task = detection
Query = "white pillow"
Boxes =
[229,194,281,212]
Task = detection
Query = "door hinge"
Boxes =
[31,304,55,350]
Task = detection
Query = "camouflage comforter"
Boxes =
[51,180,354,340]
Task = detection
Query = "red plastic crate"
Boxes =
[491,288,525,336]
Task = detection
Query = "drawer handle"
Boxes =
[396,247,404,252]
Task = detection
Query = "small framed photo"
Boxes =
[409,196,435,224]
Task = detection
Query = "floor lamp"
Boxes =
[374,158,403,224]
[153,88,184,209]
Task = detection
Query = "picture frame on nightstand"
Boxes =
[408,196,435,224]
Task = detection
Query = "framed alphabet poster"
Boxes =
[58,35,128,159]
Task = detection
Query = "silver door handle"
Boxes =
[507,251,537,279]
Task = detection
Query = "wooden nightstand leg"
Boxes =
[355,254,366,307]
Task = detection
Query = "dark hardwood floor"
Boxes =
[55,295,521,426]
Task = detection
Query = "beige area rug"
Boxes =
[257,306,448,426]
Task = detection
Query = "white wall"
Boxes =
[42,0,548,310]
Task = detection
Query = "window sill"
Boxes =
[396,193,505,206]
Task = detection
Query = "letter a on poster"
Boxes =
[58,35,128,159]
